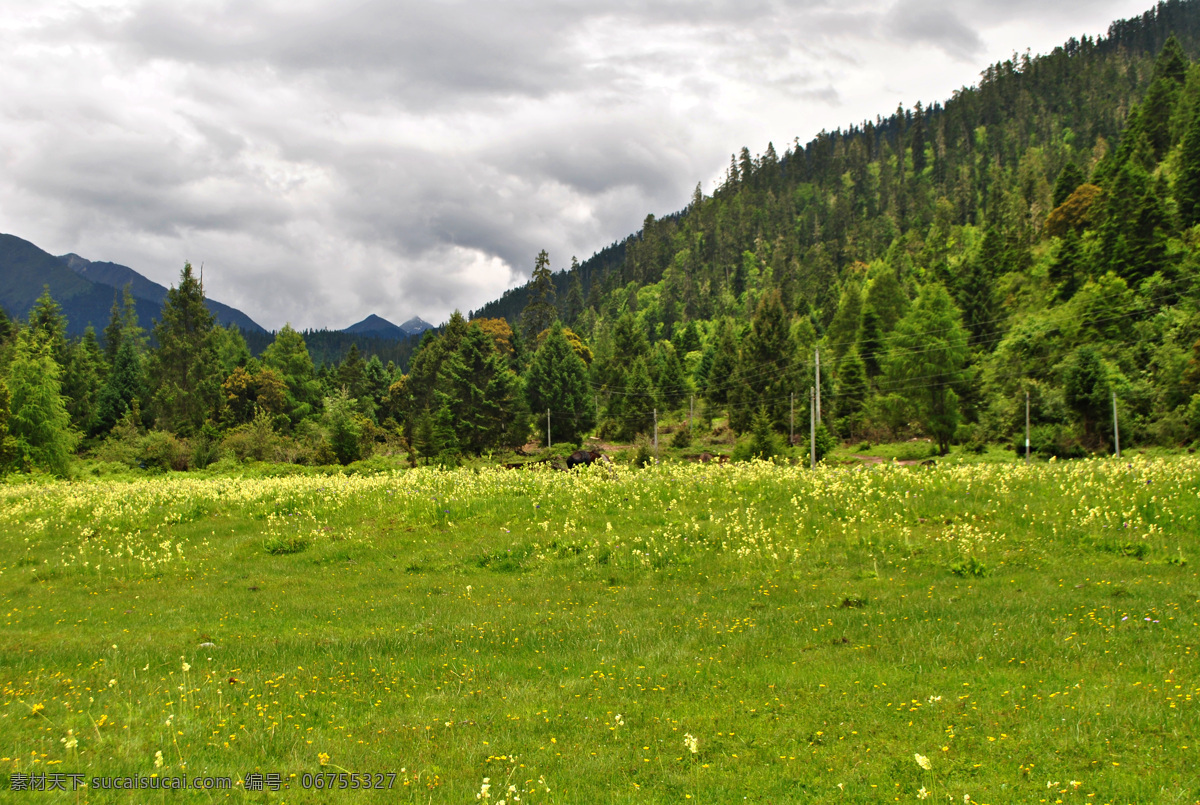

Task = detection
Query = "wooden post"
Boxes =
[815,348,822,422]
[546,409,551,449]
[790,391,794,446]
[1112,392,1120,459]
[653,408,658,463]
[689,395,694,433]
[1025,390,1030,465]
[809,386,816,469]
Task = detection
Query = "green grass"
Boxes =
[1,458,1198,802]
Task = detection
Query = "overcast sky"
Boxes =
[0,0,1153,331]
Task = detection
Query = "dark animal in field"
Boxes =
[698,452,713,463]
[566,449,608,470]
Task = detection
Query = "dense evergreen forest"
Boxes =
[5,0,1200,475]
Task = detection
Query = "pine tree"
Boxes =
[883,283,968,455]
[1049,229,1084,301]
[262,324,321,423]
[29,288,69,369]
[103,285,145,364]
[650,341,690,411]
[608,356,655,442]
[705,319,740,406]
[94,339,147,436]
[1177,100,1200,227]
[520,250,558,342]
[835,347,869,429]
[336,343,366,399]
[438,323,524,453]
[1052,163,1086,208]
[1063,345,1112,446]
[323,388,363,465]
[729,290,794,433]
[825,281,863,361]
[147,262,223,435]
[565,264,585,324]
[525,322,596,446]
[6,330,79,475]
[63,327,105,434]
[0,380,21,474]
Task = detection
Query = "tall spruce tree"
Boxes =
[147,262,223,435]
[525,321,595,446]
[6,330,79,475]
[95,338,147,436]
[63,327,105,434]
[729,290,796,433]
[884,283,968,455]
[520,250,558,342]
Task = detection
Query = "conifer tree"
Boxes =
[147,262,223,435]
[520,250,558,342]
[6,330,79,475]
[1063,344,1112,445]
[103,285,145,364]
[29,288,69,369]
[438,323,524,453]
[607,356,654,442]
[525,321,595,446]
[884,283,968,455]
[1178,101,1200,227]
[262,324,321,423]
[705,319,740,407]
[1052,163,1086,209]
[95,338,147,436]
[729,290,794,433]
[1049,229,1084,301]
[565,263,585,324]
[63,327,105,434]
[0,380,20,474]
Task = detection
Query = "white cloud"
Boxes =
[0,0,1154,329]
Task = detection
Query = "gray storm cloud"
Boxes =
[0,0,1151,330]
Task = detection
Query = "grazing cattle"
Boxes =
[698,452,713,463]
[566,449,606,470]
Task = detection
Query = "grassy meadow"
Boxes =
[0,457,1197,803]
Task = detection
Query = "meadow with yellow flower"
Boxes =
[0,457,1197,802]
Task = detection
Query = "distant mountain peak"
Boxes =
[399,316,433,335]
[342,314,433,338]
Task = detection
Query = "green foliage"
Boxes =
[520,250,558,343]
[524,321,593,447]
[147,262,223,436]
[323,389,365,465]
[6,330,79,476]
[884,284,968,455]
[733,407,783,462]
[1063,345,1114,445]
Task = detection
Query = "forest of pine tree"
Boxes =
[5,0,1200,474]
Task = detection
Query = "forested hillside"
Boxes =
[460,0,1200,457]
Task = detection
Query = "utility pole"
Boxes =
[546,409,551,449]
[1025,390,1030,465]
[815,348,822,422]
[1112,392,1120,459]
[689,395,694,433]
[653,408,659,463]
[809,386,816,469]
[790,391,795,446]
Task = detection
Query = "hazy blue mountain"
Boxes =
[343,314,405,338]
[60,252,266,334]
[342,314,433,338]
[0,233,265,335]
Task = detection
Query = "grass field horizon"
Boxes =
[1,457,1197,802]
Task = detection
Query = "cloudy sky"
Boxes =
[0,0,1152,331]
